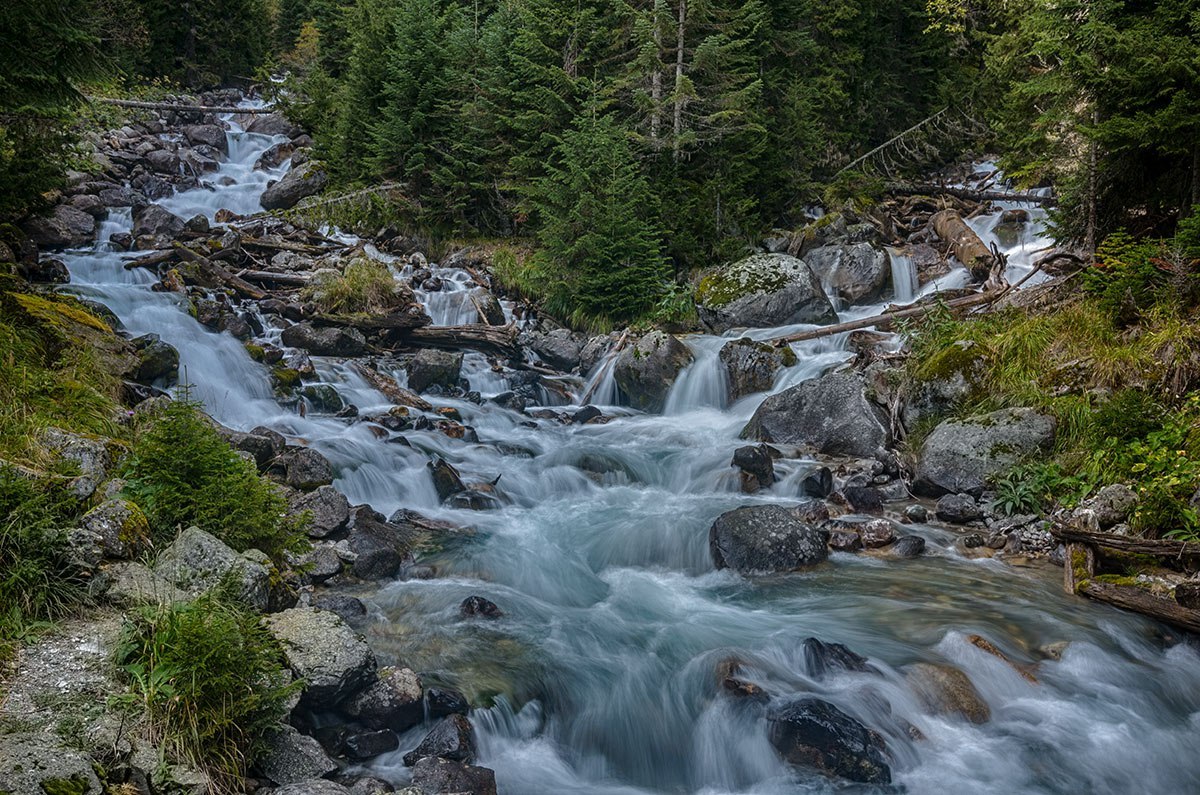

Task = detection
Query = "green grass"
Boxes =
[300,255,407,315]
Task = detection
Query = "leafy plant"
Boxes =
[114,593,299,792]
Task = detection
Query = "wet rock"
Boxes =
[280,322,367,356]
[696,253,837,332]
[579,334,615,374]
[257,725,338,786]
[261,161,328,210]
[144,148,180,174]
[805,242,890,305]
[287,484,351,538]
[573,405,603,424]
[410,757,497,795]
[801,466,833,499]
[296,543,342,583]
[858,518,896,548]
[471,288,506,326]
[915,408,1056,497]
[890,535,926,558]
[266,606,377,709]
[403,713,476,766]
[270,446,335,491]
[347,510,417,580]
[460,595,504,619]
[344,729,400,761]
[905,662,991,723]
[426,687,470,719]
[154,527,271,611]
[223,425,286,469]
[904,504,929,523]
[902,340,988,430]
[17,256,70,283]
[841,485,883,513]
[311,593,368,624]
[247,112,305,138]
[521,327,583,371]
[68,193,106,218]
[131,333,179,384]
[741,371,891,458]
[21,205,98,249]
[344,777,396,795]
[0,733,104,795]
[828,530,863,552]
[273,781,352,795]
[132,203,185,239]
[78,498,151,560]
[936,493,983,524]
[803,638,873,679]
[719,337,796,403]
[255,141,297,170]
[407,348,464,393]
[428,456,467,501]
[343,666,424,732]
[1175,581,1200,609]
[768,698,891,784]
[302,383,347,413]
[183,123,228,153]
[709,504,829,574]
[732,444,775,492]
[613,330,694,412]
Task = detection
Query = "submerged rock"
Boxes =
[709,504,829,574]
[915,408,1056,497]
[696,253,837,332]
[403,713,476,766]
[613,330,693,412]
[741,371,891,457]
[768,698,891,784]
[803,638,873,679]
[905,662,990,723]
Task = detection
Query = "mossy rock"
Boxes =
[694,253,836,333]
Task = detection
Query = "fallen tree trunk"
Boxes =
[239,236,339,256]
[931,209,996,280]
[1051,525,1200,558]
[401,324,519,357]
[769,290,1000,346]
[124,249,177,270]
[173,244,267,300]
[89,97,274,114]
[235,269,310,287]
[1078,581,1200,633]
[888,184,1056,206]
[351,362,432,411]
[314,308,432,332]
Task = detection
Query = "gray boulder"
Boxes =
[403,713,476,766]
[471,288,506,326]
[79,498,151,559]
[21,204,97,249]
[1084,483,1137,528]
[247,112,304,138]
[719,337,796,403]
[521,327,584,371]
[741,371,891,458]
[273,782,351,795]
[709,504,829,574]
[346,511,417,580]
[41,427,111,499]
[805,242,890,305]
[902,340,988,430]
[936,493,983,524]
[144,148,180,175]
[154,527,271,611]
[132,204,185,239]
[768,698,891,784]
[343,666,424,731]
[288,484,351,537]
[261,161,328,211]
[271,446,336,491]
[0,733,104,795]
[280,322,366,356]
[410,757,498,795]
[94,561,190,607]
[915,408,1056,497]
[256,725,338,786]
[695,253,837,332]
[131,333,180,384]
[613,330,693,412]
[265,606,377,708]
[407,348,463,392]
[183,124,228,153]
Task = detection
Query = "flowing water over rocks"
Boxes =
[52,108,1200,794]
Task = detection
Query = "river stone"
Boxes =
[287,484,351,538]
[311,593,368,624]
[803,638,873,679]
[521,327,583,371]
[94,561,190,607]
[257,725,338,786]
[460,595,504,618]
[471,288,506,326]
[273,782,352,795]
[828,530,863,552]
[858,518,896,548]
[247,111,304,138]
[915,408,1057,497]
[271,446,335,491]
[801,466,833,499]
[805,242,890,305]
[709,504,829,574]
[266,606,377,708]
[131,333,180,384]
[256,141,297,170]
[41,427,111,499]
[21,204,98,249]
[936,493,983,524]
[767,698,891,784]
[145,148,180,174]
[428,456,466,501]
[132,203,185,239]
[426,687,470,719]
[347,510,417,580]
[614,330,694,412]
[342,728,399,761]
[732,444,775,491]
[183,123,228,153]
[905,662,991,723]
[153,526,271,611]
[719,337,796,403]
[261,160,328,210]
[0,732,104,795]
[280,322,367,356]
[410,757,498,795]
[407,349,463,392]
[343,666,424,731]
[403,713,476,766]
[741,371,891,458]
[79,498,151,559]
[890,535,926,558]
[696,253,837,332]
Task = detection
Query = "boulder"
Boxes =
[346,511,417,580]
[460,595,503,619]
[802,638,872,679]
[265,607,377,709]
[695,253,837,332]
[311,593,368,625]
[271,446,336,491]
[280,322,366,356]
[805,242,890,305]
[767,698,891,784]
[718,337,796,403]
[247,112,304,138]
[827,530,863,552]
[521,327,584,371]
[800,466,833,499]
[273,782,351,795]
[78,498,151,559]
[936,493,983,524]
[905,662,990,723]
[132,204,185,239]
[41,427,111,499]
[731,444,775,492]
[344,729,400,760]
[841,486,882,513]
[153,527,271,611]
[741,371,891,457]
[255,141,297,171]
[93,561,190,607]
[21,204,97,248]
[223,425,286,469]
[410,757,498,795]
[289,484,351,538]
[857,518,896,548]
[131,333,179,384]
[257,725,338,786]
[708,504,829,574]
[428,456,466,501]
[426,687,470,719]
[261,161,328,211]
[613,330,693,412]
[144,148,180,174]
[0,733,104,795]
[407,349,463,392]
[1084,484,1137,528]
[342,666,424,732]
[295,543,342,583]
[402,713,476,766]
[915,408,1056,497]
[902,340,988,429]
[183,124,228,153]
[470,288,506,326]
[890,535,926,558]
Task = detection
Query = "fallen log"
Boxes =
[931,208,996,280]
[313,307,432,332]
[769,290,1000,346]
[239,236,339,256]
[123,249,177,270]
[1051,525,1200,558]
[89,97,274,114]
[1078,581,1200,634]
[352,362,432,411]
[236,269,310,287]
[173,244,267,300]
[887,183,1056,206]
[402,324,519,357]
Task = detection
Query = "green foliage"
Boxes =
[120,397,302,558]
[118,0,272,86]
[991,461,1088,517]
[114,593,299,790]
[300,256,404,314]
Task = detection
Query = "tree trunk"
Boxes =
[650,0,663,147]
[930,209,996,280]
[672,0,686,161]
[400,324,519,357]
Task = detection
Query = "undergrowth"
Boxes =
[300,256,406,315]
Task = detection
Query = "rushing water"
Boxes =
[56,115,1200,794]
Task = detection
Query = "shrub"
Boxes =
[121,398,303,558]
[114,593,298,791]
[300,256,405,315]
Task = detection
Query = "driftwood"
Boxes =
[1064,542,1096,594]
[239,236,338,256]
[769,289,1001,346]
[314,308,431,332]
[1051,525,1200,559]
[90,97,273,114]
[888,184,1056,206]
[402,324,519,357]
[173,244,267,300]
[235,269,310,287]
[124,249,177,270]
[931,209,995,280]
[351,362,432,411]
[1078,581,1200,633]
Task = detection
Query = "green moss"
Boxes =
[117,503,150,547]
[271,366,301,389]
[38,775,90,795]
[243,343,265,362]
[913,340,985,383]
[11,293,109,333]
[695,259,790,308]
[780,346,798,367]
[1093,573,1142,587]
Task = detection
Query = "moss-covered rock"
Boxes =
[695,253,837,332]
